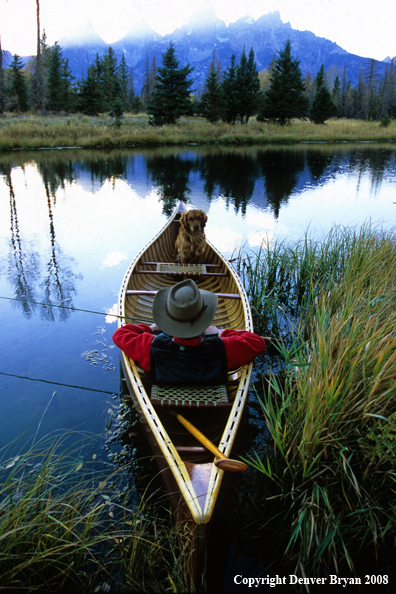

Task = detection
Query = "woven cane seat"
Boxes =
[157,263,207,275]
[150,384,230,408]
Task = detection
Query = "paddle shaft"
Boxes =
[170,410,227,460]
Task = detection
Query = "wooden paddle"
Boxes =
[167,409,247,473]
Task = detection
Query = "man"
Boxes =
[112,279,266,385]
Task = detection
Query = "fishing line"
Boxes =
[0,370,119,395]
[0,295,151,324]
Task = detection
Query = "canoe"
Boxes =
[117,202,254,586]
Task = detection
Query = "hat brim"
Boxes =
[152,287,218,338]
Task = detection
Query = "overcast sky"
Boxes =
[1,0,395,61]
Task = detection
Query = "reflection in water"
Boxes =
[4,164,40,317]
[1,162,82,321]
[2,145,394,221]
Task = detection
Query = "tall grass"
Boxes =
[242,225,396,580]
[0,430,191,592]
[0,114,395,151]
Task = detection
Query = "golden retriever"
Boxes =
[175,209,207,264]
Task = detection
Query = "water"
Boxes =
[1,143,395,445]
[0,143,395,584]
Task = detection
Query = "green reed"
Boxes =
[242,225,396,579]
[0,430,191,592]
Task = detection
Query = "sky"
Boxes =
[1,0,395,61]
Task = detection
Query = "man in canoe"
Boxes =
[112,279,266,385]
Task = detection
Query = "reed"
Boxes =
[0,430,190,592]
[243,225,396,579]
[0,114,395,151]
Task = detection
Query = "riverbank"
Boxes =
[1,113,396,151]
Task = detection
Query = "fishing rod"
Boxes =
[0,370,120,396]
[0,295,151,324]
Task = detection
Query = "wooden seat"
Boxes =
[150,384,232,408]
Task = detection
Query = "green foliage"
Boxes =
[199,53,225,123]
[147,43,194,126]
[243,225,396,579]
[257,40,309,124]
[7,54,29,112]
[310,85,338,124]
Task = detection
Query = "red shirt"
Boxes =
[112,324,266,373]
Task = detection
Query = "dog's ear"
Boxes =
[200,210,208,228]
[179,212,187,228]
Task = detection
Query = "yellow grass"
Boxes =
[1,114,396,151]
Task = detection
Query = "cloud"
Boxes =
[102,252,128,268]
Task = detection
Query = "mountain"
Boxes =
[16,11,391,92]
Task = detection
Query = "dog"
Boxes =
[175,209,207,264]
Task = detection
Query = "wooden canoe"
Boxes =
[117,202,254,586]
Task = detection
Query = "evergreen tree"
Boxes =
[310,64,337,124]
[221,54,238,124]
[310,85,337,124]
[77,54,104,115]
[147,42,194,126]
[141,53,157,110]
[235,47,261,124]
[117,53,129,109]
[257,40,309,124]
[47,42,64,111]
[199,51,224,123]
[332,74,341,116]
[0,38,6,114]
[103,47,120,110]
[8,54,29,112]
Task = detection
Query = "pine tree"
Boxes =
[47,42,64,111]
[0,37,6,114]
[310,85,337,124]
[310,64,337,124]
[199,51,224,123]
[221,54,238,124]
[8,54,29,112]
[235,47,261,124]
[103,47,120,111]
[117,53,129,109]
[77,54,104,115]
[257,40,309,124]
[147,42,194,126]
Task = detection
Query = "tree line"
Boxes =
[1,36,395,127]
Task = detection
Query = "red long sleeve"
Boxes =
[220,329,266,370]
[112,325,266,373]
[112,324,155,372]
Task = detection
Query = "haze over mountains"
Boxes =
[3,10,393,93]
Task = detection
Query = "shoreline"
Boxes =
[1,114,396,152]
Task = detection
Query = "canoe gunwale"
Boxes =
[117,202,253,526]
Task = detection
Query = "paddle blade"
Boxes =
[214,459,247,473]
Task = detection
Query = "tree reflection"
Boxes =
[40,171,81,321]
[2,162,82,321]
[258,149,306,218]
[2,164,40,317]
[146,154,195,215]
[196,152,260,215]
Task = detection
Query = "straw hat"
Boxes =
[152,279,218,338]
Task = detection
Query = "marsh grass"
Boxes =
[241,225,396,581]
[0,114,396,151]
[0,430,191,592]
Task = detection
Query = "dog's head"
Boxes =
[180,210,207,234]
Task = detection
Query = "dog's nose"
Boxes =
[193,223,200,231]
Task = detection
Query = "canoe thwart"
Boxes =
[151,384,231,407]
[140,261,220,268]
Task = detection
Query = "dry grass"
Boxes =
[0,114,396,151]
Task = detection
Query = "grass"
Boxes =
[239,225,396,582]
[0,428,192,592]
[1,113,396,151]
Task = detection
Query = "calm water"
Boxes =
[0,143,395,459]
